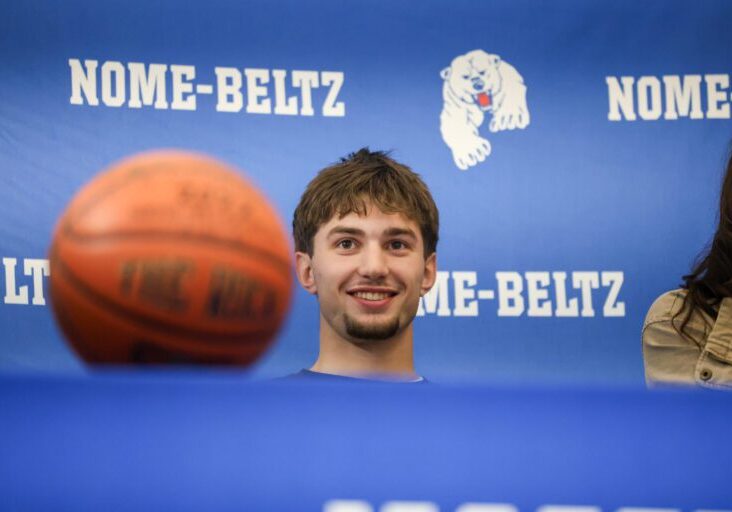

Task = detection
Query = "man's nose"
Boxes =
[358,243,388,278]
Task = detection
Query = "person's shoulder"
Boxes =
[642,289,702,385]
[643,289,687,327]
[642,288,710,349]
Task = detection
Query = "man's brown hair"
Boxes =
[293,148,439,257]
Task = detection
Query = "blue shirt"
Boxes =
[285,369,429,383]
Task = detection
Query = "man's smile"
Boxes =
[347,287,399,308]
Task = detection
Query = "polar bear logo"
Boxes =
[440,49,530,170]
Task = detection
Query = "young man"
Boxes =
[290,148,439,381]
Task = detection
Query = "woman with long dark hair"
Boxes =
[643,149,732,389]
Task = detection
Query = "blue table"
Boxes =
[1,373,730,511]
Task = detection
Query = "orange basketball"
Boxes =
[48,150,293,366]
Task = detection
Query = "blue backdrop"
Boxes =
[1,0,731,384]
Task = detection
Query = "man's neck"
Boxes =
[311,318,417,379]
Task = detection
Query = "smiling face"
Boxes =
[295,202,436,345]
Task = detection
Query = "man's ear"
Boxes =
[295,251,318,294]
[420,252,437,296]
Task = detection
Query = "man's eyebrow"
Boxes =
[326,226,365,238]
[384,227,417,239]
[325,226,418,239]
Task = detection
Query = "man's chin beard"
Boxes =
[344,314,400,342]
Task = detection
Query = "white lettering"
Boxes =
[68,59,346,117]
[525,271,551,317]
[637,76,662,120]
[293,70,319,116]
[127,62,168,109]
[382,503,439,512]
[245,68,272,114]
[418,271,451,317]
[606,76,636,121]
[23,259,50,306]
[601,271,625,317]
[324,501,373,512]
[215,66,243,112]
[552,271,579,317]
[457,505,518,512]
[705,74,731,119]
[101,61,126,107]
[3,258,29,305]
[418,270,624,318]
[452,271,478,317]
[572,271,600,317]
[608,73,731,122]
[170,64,196,110]
[662,75,703,120]
[496,271,524,317]
[617,508,678,512]
[322,71,345,117]
[539,507,601,512]
[324,502,731,512]
[272,69,298,115]
[68,58,99,106]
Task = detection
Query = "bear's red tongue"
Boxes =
[477,92,491,107]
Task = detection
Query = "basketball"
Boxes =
[48,150,293,366]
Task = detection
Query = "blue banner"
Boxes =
[1,0,731,383]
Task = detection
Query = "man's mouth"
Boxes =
[475,92,492,110]
[351,291,394,301]
[347,289,398,308]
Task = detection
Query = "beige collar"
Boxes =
[704,298,732,363]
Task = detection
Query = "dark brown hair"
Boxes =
[674,147,732,341]
[292,148,439,257]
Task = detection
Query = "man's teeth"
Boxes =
[353,292,391,301]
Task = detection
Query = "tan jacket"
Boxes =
[642,289,732,389]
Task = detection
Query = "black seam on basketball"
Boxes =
[68,164,159,224]
[68,159,257,229]
[62,229,292,274]
[62,160,291,273]
[72,160,230,220]
[50,246,279,345]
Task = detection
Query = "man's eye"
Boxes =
[337,239,355,250]
[389,240,408,250]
